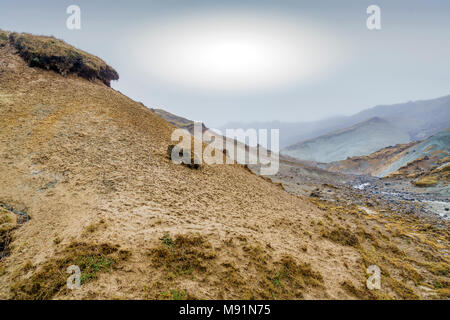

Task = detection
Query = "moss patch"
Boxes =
[10,242,130,300]
[8,32,119,86]
[0,30,8,45]
[149,234,216,276]
[146,233,323,300]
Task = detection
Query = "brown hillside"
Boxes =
[0,33,448,300]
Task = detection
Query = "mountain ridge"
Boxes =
[282,117,411,163]
[221,94,450,151]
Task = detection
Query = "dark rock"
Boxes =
[310,189,321,198]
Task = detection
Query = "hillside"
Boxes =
[325,142,418,176]
[0,31,449,300]
[326,129,450,183]
[0,31,359,300]
[282,117,411,163]
[353,97,450,141]
[378,129,450,179]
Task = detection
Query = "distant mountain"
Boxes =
[350,95,450,140]
[221,94,450,149]
[282,117,411,163]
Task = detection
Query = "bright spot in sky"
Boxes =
[134,11,342,92]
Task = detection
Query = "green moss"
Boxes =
[429,262,450,277]
[0,31,8,42]
[160,289,187,300]
[160,232,175,249]
[149,234,216,277]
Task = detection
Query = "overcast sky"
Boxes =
[1,0,450,128]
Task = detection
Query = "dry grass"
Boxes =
[322,227,360,247]
[435,163,450,172]
[413,176,438,187]
[8,32,118,86]
[428,262,450,277]
[340,280,378,300]
[145,233,323,300]
[82,219,107,236]
[149,233,216,276]
[0,208,17,260]
[308,196,450,300]
[0,30,8,46]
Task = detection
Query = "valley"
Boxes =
[271,160,449,221]
[0,30,449,300]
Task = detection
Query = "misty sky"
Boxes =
[1,0,450,128]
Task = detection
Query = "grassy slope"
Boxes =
[0,33,448,300]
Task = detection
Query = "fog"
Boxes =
[1,0,450,128]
